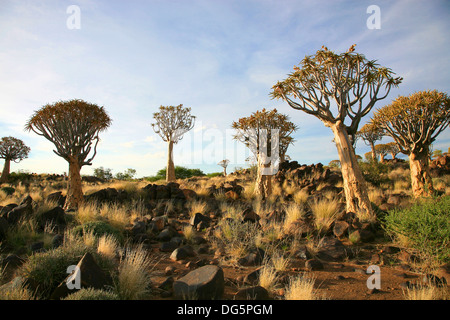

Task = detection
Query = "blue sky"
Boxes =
[0,0,449,177]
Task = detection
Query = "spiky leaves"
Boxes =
[271,44,402,138]
[151,105,195,144]
[231,108,298,163]
[371,90,450,197]
[371,90,450,155]
[25,99,111,167]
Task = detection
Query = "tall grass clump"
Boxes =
[383,196,450,267]
[284,274,322,300]
[310,196,342,233]
[115,244,154,300]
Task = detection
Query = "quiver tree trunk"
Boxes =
[254,158,272,200]
[223,167,227,177]
[166,140,176,182]
[1,158,10,183]
[330,121,374,222]
[65,157,83,210]
[409,150,434,198]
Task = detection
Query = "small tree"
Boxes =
[93,167,113,181]
[272,45,402,221]
[357,123,383,161]
[232,108,298,199]
[115,168,137,180]
[384,142,400,159]
[374,143,389,163]
[25,99,112,209]
[218,159,230,176]
[371,90,450,197]
[0,137,30,183]
[151,105,195,182]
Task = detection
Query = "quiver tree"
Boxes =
[0,137,30,183]
[25,99,112,210]
[151,104,195,182]
[218,159,230,176]
[385,142,400,160]
[272,45,402,221]
[374,143,389,163]
[371,90,450,197]
[232,108,298,199]
[357,123,383,161]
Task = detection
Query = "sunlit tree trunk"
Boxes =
[166,140,176,182]
[254,157,272,200]
[409,150,434,198]
[329,120,374,221]
[65,157,83,210]
[1,158,10,183]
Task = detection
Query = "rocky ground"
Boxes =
[0,158,449,300]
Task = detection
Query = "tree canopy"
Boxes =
[371,90,450,155]
[0,136,30,162]
[151,104,195,143]
[25,99,112,166]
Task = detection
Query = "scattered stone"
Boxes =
[242,208,260,223]
[316,237,348,261]
[422,274,447,287]
[37,206,66,230]
[292,246,311,260]
[158,276,174,291]
[160,241,179,253]
[333,220,349,238]
[170,245,195,261]
[243,268,262,285]
[7,196,33,225]
[238,248,265,266]
[165,266,176,276]
[173,265,225,300]
[305,259,324,271]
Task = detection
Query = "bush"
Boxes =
[18,242,88,299]
[358,160,390,186]
[72,221,124,244]
[383,196,450,265]
[147,166,206,181]
[63,288,119,300]
[1,186,15,195]
[206,172,223,178]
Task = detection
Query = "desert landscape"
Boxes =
[0,154,449,301]
[0,1,449,307]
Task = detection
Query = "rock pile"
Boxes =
[430,153,450,177]
[275,161,343,196]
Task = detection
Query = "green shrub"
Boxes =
[358,160,390,186]
[18,242,88,299]
[149,166,206,180]
[63,288,119,300]
[1,186,15,195]
[206,172,224,178]
[18,241,115,299]
[383,196,450,265]
[72,221,124,244]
